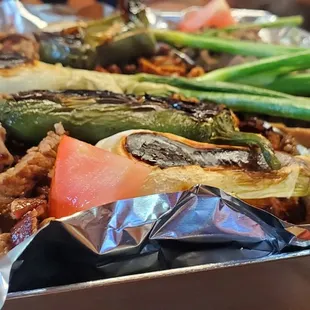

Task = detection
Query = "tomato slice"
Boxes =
[178,0,236,33]
[49,136,151,218]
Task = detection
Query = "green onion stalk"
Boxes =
[265,73,310,96]
[152,29,305,58]
[194,50,310,84]
[135,73,295,99]
[203,15,304,36]
[172,89,310,122]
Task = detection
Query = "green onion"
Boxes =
[152,29,305,58]
[203,15,304,36]
[195,50,310,83]
[266,73,310,96]
[136,73,294,99]
[114,73,310,122]
[172,90,310,121]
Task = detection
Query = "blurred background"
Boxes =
[2,0,310,32]
[23,0,310,29]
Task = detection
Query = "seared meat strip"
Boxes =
[10,198,48,220]
[0,124,14,172]
[0,125,63,214]
[11,209,38,247]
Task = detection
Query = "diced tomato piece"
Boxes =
[178,0,236,32]
[49,136,151,219]
[206,9,236,28]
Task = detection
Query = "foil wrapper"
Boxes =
[1,185,310,308]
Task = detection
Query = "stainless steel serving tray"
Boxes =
[4,7,310,310]
[5,250,310,310]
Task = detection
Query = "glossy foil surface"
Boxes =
[1,185,310,308]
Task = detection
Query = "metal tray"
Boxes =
[5,250,310,310]
[3,6,310,310]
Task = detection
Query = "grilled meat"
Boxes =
[11,209,38,247]
[0,125,63,214]
[10,198,48,220]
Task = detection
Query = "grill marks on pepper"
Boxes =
[125,133,270,171]
[0,53,30,69]
[11,90,225,121]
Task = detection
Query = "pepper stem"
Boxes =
[211,111,281,170]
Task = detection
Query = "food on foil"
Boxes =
[0,90,280,169]
[0,120,305,252]
[0,4,310,305]
[0,0,309,286]
[0,90,308,254]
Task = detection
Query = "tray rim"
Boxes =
[7,248,310,300]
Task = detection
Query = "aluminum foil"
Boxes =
[1,185,310,308]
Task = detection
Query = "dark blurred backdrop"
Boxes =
[21,0,310,30]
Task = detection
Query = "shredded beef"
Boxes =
[0,126,63,214]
